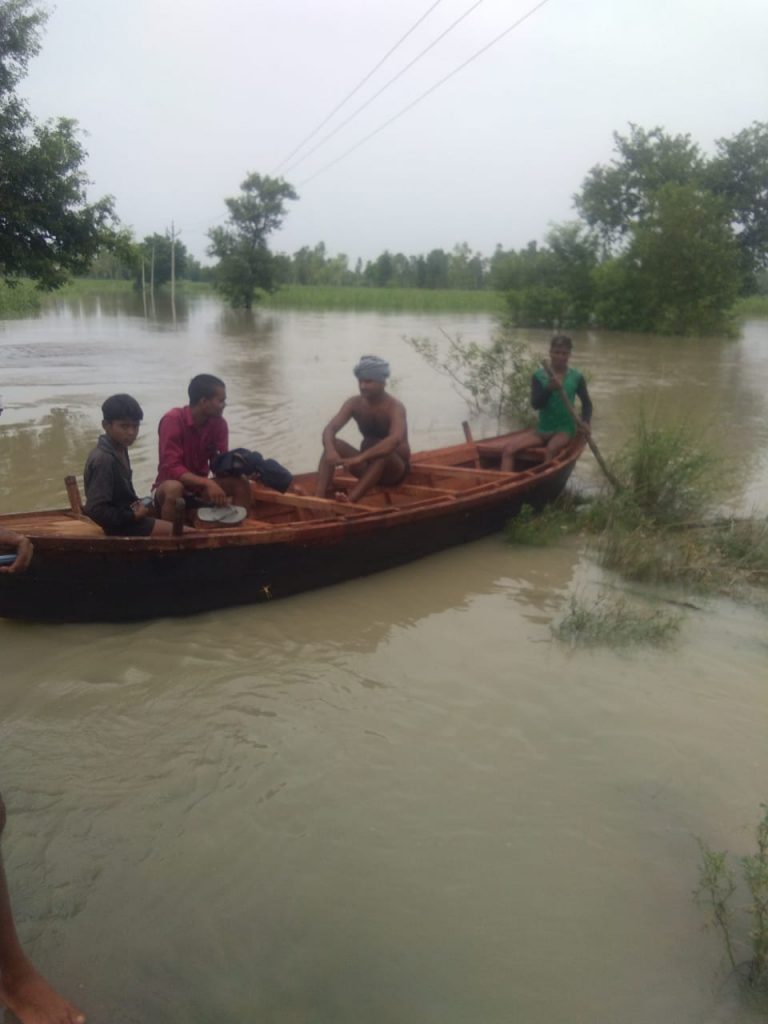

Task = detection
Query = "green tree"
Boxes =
[545,222,598,324]
[87,227,139,280]
[364,250,394,287]
[424,248,449,288]
[575,124,704,252]
[207,173,298,308]
[0,0,114,287]
[594,183,741,334]
[706,121,768,288]
[575,124,752,332]
[136,232,188,288]
[447,242,486,290]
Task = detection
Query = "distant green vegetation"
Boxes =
[52,278,211,298]
[54,278,133,296]
[0,280,42,316]
[734,295,768,318]
[261,285,505,314]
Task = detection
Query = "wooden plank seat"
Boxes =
[249,486,380,517]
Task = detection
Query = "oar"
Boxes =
[540,359,622,492]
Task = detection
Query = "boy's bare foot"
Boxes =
[0,961,85,1024]
[334,491,350,503]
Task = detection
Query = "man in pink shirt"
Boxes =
[154,374,250,522]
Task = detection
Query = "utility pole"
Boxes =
[169,221,181,328]
[170,220,176,307]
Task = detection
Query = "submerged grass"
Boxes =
[0,279,43,316]
[261,285,505,313]
[696,804,768,999]
[505,496,584,546]
[553,594,681,648]
[734,295,768,318]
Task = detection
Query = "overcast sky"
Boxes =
[19,0,768,264]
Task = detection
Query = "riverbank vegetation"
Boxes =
[696,804,768,1000]
[506,415,768,614]
[223,122,768,332]
[0,279,43,315]
[3,0,766,333]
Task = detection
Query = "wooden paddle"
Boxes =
[540,359,622,492]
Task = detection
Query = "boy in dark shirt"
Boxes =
[84,394,173,536]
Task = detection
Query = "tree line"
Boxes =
[2,0,768,333]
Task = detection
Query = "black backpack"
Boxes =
[212,448,293,493]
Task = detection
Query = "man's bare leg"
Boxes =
[346,451,407,503]
[0,797,85,1024]
[315,440,358,498]
[499,430,543,472]
[154,479,185,522]
[544,432,571,461]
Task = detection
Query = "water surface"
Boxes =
[1,292,767,1023]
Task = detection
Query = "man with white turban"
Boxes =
[315,355,410,503]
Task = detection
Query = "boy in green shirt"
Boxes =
[500,335,592,471]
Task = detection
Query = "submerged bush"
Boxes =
[505,413,767,603]
[505,497,583,546]
[552,594,681,648]
[406,329,538,428]
[607,412,721,526]
[696,804,768,995]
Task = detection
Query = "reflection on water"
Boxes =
[1,294,767,1023]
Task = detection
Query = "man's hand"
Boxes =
[131,501,150,520]
[341,455,364,470]
[202,480,230,507]
[322,449,342,469]
[0,533,33,574]
[577,419,592,436]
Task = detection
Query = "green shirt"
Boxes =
[534,366,583,437]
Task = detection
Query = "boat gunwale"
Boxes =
[0,436,584,555]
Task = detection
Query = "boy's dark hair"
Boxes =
[550,334,573,351]
[188,374,225,405]
[101,393,144,423]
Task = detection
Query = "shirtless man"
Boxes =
[315,355,410,504]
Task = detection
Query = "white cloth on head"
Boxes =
[353,355,390,381]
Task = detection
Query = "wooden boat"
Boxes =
[0,430,584,623]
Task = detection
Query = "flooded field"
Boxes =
[1,290,767,1022]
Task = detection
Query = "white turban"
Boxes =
[353,355,390,381]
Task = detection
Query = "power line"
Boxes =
[273,0,448,172]
[298,0,552,188]
[282,0,487,176]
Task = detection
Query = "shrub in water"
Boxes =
[696,804,768,994]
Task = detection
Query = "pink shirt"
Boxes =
[154,406,228,488]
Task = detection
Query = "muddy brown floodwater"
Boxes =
[1,290,767,1023]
